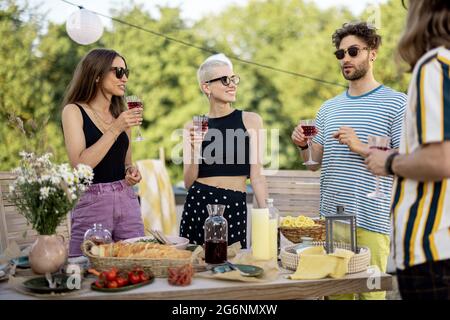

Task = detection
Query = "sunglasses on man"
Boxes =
[334,46,369,60]
[110,67,130,79]
[206,75,240,86]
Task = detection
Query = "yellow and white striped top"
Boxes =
[392,46,450,270]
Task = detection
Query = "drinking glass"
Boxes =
[126,95,144,142]
[300,119,318,165]
[367,135,391,199]
[192,115,209,160]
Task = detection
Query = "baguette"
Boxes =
[91,241,192,259]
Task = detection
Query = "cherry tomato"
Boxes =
[106,268,118,281]
[128,272,141,284]
[133,266,144,275]
[139,273,149,282]
[107,280,118,289]
[94,280,104,288]
[116,277,129,287]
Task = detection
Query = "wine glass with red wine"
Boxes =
[192,115,209,160]
[126,95,144,142]
[300,119,318,165]
[367,135,391,199]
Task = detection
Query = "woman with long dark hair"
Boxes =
[366,0,450,299]
[62,48,145,257]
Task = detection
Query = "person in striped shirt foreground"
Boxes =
[366,0,450,300]
[291,22,407,300]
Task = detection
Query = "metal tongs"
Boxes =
[147,228,174,245]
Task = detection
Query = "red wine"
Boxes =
[127,101,143,109]
[205,239,227,264]
[88,237,109,245]
[201,120,209,132]
[370,146,390,151]
[301,125,317,137]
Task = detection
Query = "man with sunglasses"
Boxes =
[291,22,407,300]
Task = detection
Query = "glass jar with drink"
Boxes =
[83,223,112,245]
[204,204,228,264]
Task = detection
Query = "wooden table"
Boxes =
[0,269,392,300]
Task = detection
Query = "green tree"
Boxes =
[0,0,411,185]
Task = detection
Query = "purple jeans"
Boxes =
[69,179,144,257]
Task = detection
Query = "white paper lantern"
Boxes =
[66,8,104,45]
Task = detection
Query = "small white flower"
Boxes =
[39,187,51,200]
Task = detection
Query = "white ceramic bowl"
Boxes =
[124,235,190,250]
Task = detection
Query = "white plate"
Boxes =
[124,235,190,250]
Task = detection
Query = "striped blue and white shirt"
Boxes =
[312,85,407,235]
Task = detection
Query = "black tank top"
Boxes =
[198,109,251,178]
[76,104,128,184]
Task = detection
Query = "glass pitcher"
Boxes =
[83,223,112,245]
[204,204,228,264]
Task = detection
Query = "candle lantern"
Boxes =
[322,205,358,254]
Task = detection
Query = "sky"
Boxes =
[21,0,388,27]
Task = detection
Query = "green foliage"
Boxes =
[0,0,410,184]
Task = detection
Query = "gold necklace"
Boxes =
[87,104,114,126]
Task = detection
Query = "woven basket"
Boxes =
[279,219,326,243]
[82,240,193,278]
[280,242,371,274]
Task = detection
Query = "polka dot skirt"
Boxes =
[180,181,247,248]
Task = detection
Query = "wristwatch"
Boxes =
[297,144,309,151]
[385,152,399,175]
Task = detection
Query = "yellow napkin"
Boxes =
[289,247,355,280]
[137,159,177,236]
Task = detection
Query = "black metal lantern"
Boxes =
[322,205,358,254]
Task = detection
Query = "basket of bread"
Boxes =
[82,240,194,277]
[279,215,326,243]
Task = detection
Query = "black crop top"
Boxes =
[198,109,251,178]
[76,104,128,184]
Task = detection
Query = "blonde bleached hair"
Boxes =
[197,60,231,85]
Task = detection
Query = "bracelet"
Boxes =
[108,128,119,141]
[125,165,133,175]
[385,152,399,175]
[297,144,309,151]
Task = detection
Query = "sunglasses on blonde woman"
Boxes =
[206,75,240,86]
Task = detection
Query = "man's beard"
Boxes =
[342,59,369,81]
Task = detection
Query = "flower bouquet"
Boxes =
[9,152,94,235]
[8,152,94,274]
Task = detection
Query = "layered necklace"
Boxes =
[87,103,113,132]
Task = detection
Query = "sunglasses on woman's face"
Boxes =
[206,75,240,86]
[110,67,130,79]
[334,46,369,60]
